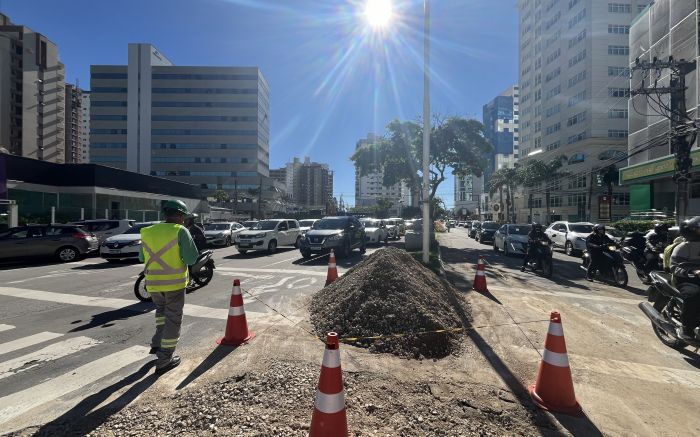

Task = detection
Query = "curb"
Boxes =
[436,243,447,278]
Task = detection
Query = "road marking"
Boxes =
[486,285,641,305]
[0,325,14,333]
[0,332,64,356]
[260,255,304,268]
[0,345,149,424]
[216,267,328,277]
[0,336,101,380]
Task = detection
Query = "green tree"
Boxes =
[488,167,520,223]
[374,197,394,219]
[351,116,492,211]
[213,190,230,203]
[517,156,569,224]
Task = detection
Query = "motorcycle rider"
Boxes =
[669,217,700,340]
[184,213,207,252]
[643,222,669,272]
[585,224,616,281]
[521,223,551,272]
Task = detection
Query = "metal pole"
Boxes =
[51,206,55,224]
[421,0,431,264]
[80,208,84,220]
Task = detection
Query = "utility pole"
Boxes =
[257,176,263,219]
[631,57,697,225]
[233,177,238,218]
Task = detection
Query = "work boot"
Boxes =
[149,347,159,354]
[520,266,526,272]
[155,355,181,376]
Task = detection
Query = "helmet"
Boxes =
[653,222,669,234]
[594,224,606,233]
[680,217,700,242]
[162,199,189,215]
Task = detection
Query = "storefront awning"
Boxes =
[619,149,700,184]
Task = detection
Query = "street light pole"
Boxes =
[421,0,431,264]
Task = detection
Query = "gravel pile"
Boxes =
[33,360,547,436]
[310,247,470,359]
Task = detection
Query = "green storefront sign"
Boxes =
[620,150,700,183]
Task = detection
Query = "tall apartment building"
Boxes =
[90,43,270,194]
[354,133,410,216]
[0,13,66,163]
[272,157,334,210]
[64,84,84,163]
[620,1,699,217]
[483,85,520,179]
[454,174,482,219]
[80,91,90,163]
[516,1,648,223]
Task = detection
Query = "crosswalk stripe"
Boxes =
[0,325,15,333]
[0,336,101,381]
[0,345,150,424]
[0,332,63,356]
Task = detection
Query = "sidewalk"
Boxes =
[438,232,700,437]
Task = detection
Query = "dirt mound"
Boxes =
[310,247,470,358]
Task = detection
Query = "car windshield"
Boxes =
[252,220,280,230]
[361,219,380,227]
[204,223,230,231]
[482,222,499,230]
[299,220,316,227]
[508,225,530,235]
[242,221,257,228]
[570,224,593,233]
[313,218,348,230]
[124,223,153,234]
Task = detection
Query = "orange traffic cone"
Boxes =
[309,332,348,437]
[217,279,255,346]
[472,256,488,293]
[529,311,583,416]
[325,249,338,286]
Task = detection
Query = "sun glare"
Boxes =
[365,0,393,28]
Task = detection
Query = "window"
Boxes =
[91,129,128,135]
[567,111,586,126]
[91,156,126,163]
[152,101,257,108]
[545,123,561,135]
[567,131,586,144]
[568,0,581,8]
[545,85,561,100]
[568,8,585,29]
[546,48,561,65]
[529,197,543,208]
[567,194,587,206]
[550,196,563,207]
[608,130,628,138]
[151,129,257,136]
[568,70,586,87]
[608,45,629,55]
[598,150,626,160]
[608,25,630,34]
[568,175,586,189]
[568,153,586,164]
[152,73,258,80]
[287,220,298,229]
[569,50,586,67]
[92,87,128,93]
[92,115,128,121]
[613,193,630,205]
[608,88,629,97]
[152,87,257,94]
[569,90,586,107]
[152,143,258,150]
[568,29,586,48]
[608,3,631,13]
[608,109,628,119]
[151,115,257,122]
[608,66,630,77]
[545,67,561,83]
[545,104,561,117]
[92,142,127,148]
[546,141,560,151]
[92,101,127,107]
[92,73,128,79]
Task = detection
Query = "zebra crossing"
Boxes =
[0,324,150,432]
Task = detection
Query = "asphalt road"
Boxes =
[0,239,392,434]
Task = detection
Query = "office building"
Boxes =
[516,1,648,222]
[90,43,270,195]
[80,91,90,163]
[354,133,410,216]
[621,1,699,216]
[64,84,84,163]
[0,13,66,163]
[272,156,334,211]
[482,85,520,184]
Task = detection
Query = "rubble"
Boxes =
[310,247,471,358]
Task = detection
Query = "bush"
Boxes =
[612,219,674,233]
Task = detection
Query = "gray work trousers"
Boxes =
[150,289,185,368]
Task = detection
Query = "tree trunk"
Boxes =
[499,187,504,222]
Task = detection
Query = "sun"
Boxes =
[365,0,393,28]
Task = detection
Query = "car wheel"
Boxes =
[238,249,248,255]
[360,240,367,254]
[225,236,232,247]
[294,236,301,249]
[56,246,79,262]
[268,239,277,254]
[341,240,351,258]
[493,241,499,252]
[301,249,312,259]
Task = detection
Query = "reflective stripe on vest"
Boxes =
[141,224,189,292]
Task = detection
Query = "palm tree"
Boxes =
[517,156,569,224]
[488,167,520,223]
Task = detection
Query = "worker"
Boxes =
[139,200,199,375]
[184,213,207,252]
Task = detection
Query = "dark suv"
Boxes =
[476,221,500,244]
[299,216,366,258]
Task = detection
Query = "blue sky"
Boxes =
[3,0,518,209]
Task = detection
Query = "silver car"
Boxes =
[0,224,98,262]
[545,221,594,256]
[203,222,244,247]
[493,224,531,256]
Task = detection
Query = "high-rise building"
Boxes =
[90,43,270,195]
[0,13,66,162]
[80,91,90,163]
[454,174,481,219]
[620,1,699,216]
[482,85,520,183]
[64,84,84,163]
[354,133,410,216]
[272,156,333,210]
[516,1,647,222]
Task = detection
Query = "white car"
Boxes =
[71,219,135,244]
[203,222,244,247]
[100,222,158,262]
[298,219,319,237]
[545,221,594,256]
[360,218,389,245]
[493,224,531,256]
[384,219,400,239]
[235,219,301,255]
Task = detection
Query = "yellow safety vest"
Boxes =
[141,223,189,292]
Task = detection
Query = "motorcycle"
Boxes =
[581,244,628,287]
[639,265,700,350]
[521,240,553,278]
[620,232,650,283]
[134,250,216,302]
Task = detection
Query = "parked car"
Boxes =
[384,219,400,239]
[241,220,259,229]
[298,219,319,237]
[545,221,595,256]
[100,222,159,262]
[0,224,98,263]
[299,216,366,258]
[235,219,301,255]
[469,221,482,238]
[70,219,134,244]
[493,224,531,256]
[203,222,244,247]
[360,218,389,245]
[388,217,406,236]
[476,221,500,244]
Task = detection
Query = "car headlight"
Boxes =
[128,240,141,246]
[327,233,344,241]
